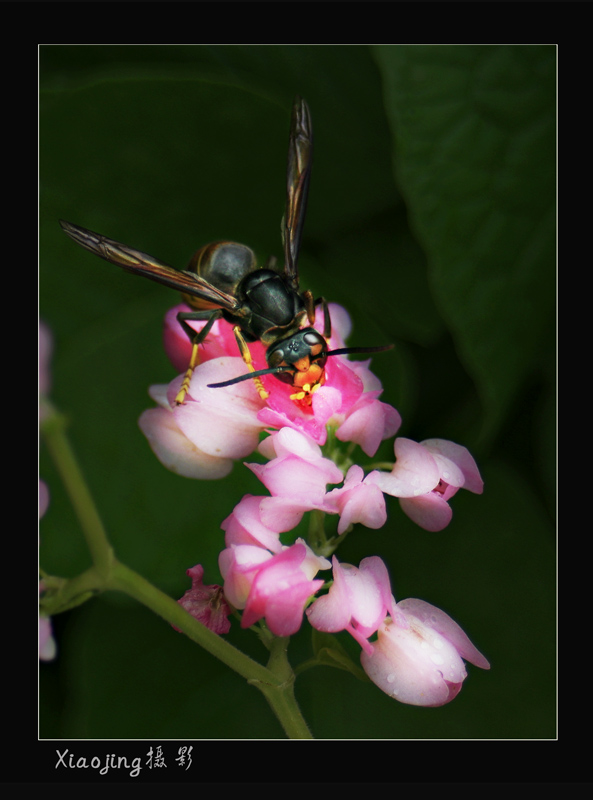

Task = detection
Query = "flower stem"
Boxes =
[41,402,114,577]
[111,563,313,738]
[40,400,314,739]
[249,636,313,739]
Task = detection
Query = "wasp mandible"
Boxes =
[60,97,390,405]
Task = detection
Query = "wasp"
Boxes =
[60,97,391,405]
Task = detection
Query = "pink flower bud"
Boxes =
[361,598,490,707]
[175,565,232,635]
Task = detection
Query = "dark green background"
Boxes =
[40,45,555,740]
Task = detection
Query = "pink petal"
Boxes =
[138,407,233,479]
[397,599,490,669]
[340,559,389,635]
[39,321,53,397]
[39,480,50,519]
[39,616,57,661]
[306,557,352,632]
[252,579,324,636]
[358,557,398,622]
[170,359,266,459]
[257,404,328,446]
[221,495,283,552]
[421,439,484,494]
[399,493,453,532]
[367,438,440,497]
[218,544,272,608]
[294,539,331,577]
[259,427,324,462]
[310,385,343,427]
[241,544,324,634]
[248,454,343,502]
[328,470,387,534]
[336,396,388,457]
[317,303,352,347]
[345,358,383,392]
[258,496,314,532]
[323,358,364,411]
[361,618,467,707]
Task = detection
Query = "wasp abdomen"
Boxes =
[189,241,257,295]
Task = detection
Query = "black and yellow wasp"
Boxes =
[61,97,389,405]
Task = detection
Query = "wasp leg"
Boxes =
[233,327,270,400]
[303,291,331,339]
[318,297,331,339]
[303,289,316,326]
[175,308,223,404]
[303,289,331,339]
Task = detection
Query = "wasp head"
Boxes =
[266,328,328,400]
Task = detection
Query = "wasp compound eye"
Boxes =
[303,330,325,347]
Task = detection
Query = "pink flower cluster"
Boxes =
[140,301,489,706]
[247,428,388,535]
[183,546,490,706]
[212,426,390,637]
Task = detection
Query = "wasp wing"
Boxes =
[283,96,313,292]
[59,220,241,311]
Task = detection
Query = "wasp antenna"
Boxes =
[207,365,295,389]
[326,344,394,358]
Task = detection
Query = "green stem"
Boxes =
[365,461,394,471]
[41,403,114,577]
[250,636,313,739]
[40,400,314,739]
[108,561,273,684]
[111,563,312,738]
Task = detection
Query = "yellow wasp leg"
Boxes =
[175,342,200,405]
[174,308,223,404]
[233,326,269,400]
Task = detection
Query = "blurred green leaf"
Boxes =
[374,45,556,445]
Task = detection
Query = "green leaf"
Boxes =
[374,45,556,444]
[311,629,369,681]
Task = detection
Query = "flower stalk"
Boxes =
[40,399,312,738]
[41,401,114,578]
